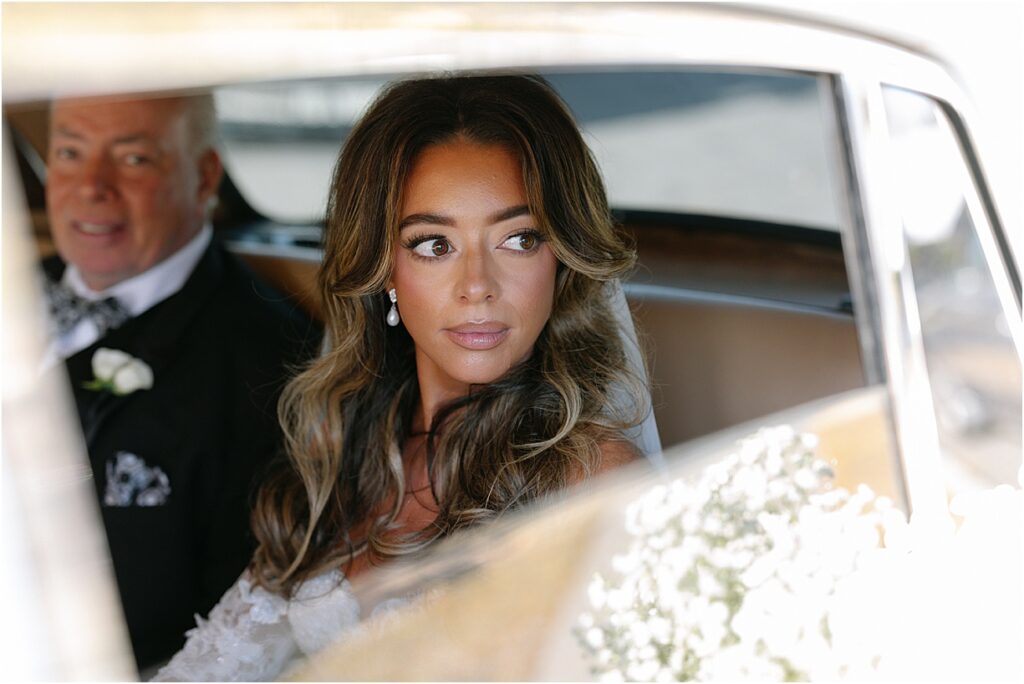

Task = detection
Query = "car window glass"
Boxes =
[215,69,841,230]
[882,86,1022,492]
[214,77,385,224]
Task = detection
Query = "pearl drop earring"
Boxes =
[386,288,400,327]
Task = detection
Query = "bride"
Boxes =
[155,73,648,681]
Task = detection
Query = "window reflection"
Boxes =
[215,70,839,230]
[883,86,1022,491]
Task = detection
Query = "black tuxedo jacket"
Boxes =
[42,243,319,670]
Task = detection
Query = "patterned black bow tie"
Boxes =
[44,278,131,337]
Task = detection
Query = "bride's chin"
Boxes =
[447,362,512,389]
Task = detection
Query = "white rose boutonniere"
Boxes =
[85,348,154,396]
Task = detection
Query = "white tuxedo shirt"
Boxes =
[41,225,212,370]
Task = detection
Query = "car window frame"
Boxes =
[839,64,1023,524]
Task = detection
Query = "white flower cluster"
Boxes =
[576,425,902,682]
[826,481,1022,681]
[89,347,154,395]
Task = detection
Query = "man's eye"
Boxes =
[53,147,79,161]
[123,153,150,166]
[502,231,542,252]
[411,238,452,258]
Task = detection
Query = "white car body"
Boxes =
[3,3,1020,679]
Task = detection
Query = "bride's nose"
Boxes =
[456,248,499,303]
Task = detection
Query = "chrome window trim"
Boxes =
[938,104,1022,310]
[924,97,1023,335]
[826,74,886,387]
[839,71,950,526]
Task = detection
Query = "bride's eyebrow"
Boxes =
[489,205,531,223]
[398,213,454,231]
[398,204,531,231]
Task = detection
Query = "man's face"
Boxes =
[46,97,220,291]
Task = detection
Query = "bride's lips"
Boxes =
[444,322,510,350]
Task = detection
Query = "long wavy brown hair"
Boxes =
[251,74,646,596]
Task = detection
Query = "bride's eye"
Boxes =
[501,231,544,253]
[405,235,452,259]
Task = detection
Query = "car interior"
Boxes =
[7,89,868,453]
[5,9,1017,679]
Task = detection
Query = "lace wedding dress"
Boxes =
[153,568,367,681]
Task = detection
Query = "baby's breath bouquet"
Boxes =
[577,426,903,681]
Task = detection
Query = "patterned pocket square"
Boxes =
[104,451,171,507]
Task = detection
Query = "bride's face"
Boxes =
[390,138,558,400]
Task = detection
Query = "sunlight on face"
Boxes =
[390,139,558,407]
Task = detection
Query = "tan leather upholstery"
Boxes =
[234,250,322,321]
[630,297,865,448]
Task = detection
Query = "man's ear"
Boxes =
[196,148,223,208]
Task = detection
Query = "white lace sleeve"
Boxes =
[151,572,297,682]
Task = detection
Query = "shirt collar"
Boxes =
[63,225,213,317]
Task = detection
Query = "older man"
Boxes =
[40,93,317,670]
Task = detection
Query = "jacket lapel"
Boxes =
[65,244,226,449]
